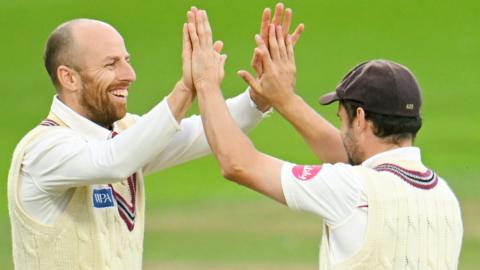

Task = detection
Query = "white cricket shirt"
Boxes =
[281,147,426,265]
[20,90,266,224]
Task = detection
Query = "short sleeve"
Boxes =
[281,162,364,226]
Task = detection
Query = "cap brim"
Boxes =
[319,91,340,105]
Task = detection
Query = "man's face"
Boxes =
[73,22,136,127]
[338,105,362,165]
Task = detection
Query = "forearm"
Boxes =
[167,80,195,123]
[30,99,181,190]
[226,89,266,133]
[196,84,257,181]
[196,85,286,203]
[275,94,348,163]
[142,88,266,174]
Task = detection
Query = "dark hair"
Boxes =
[341,100,422,144]
[43,21,79,89]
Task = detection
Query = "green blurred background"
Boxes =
[1,0,479,269]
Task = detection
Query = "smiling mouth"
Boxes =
[109,89,129,99]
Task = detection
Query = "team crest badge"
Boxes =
[292,165,322,181]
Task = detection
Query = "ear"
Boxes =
[355,107,369,132]
[57,65,81,92]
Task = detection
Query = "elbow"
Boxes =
[220,159,246,183]
[106,168,136,180]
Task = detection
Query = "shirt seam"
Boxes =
[161,98,182,131]
[281,163,300,209]
[28,173,60,197]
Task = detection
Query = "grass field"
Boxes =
[1,0,479,269]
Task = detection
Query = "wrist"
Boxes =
[175,80,195,101]
[248,88,271,112]
[176,79,192,92]
[194,79,221,93]
[273,92,302,114]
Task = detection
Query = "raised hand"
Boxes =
[251,3,304,77]
[187,8,226,91]
[246,3,304,111]
[179,17,194,93]
[238,25,296,108]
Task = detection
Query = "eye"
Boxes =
[105,62,116,69]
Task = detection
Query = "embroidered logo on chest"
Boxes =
[292,165,322,181]
[92,187,115,208]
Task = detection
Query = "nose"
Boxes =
[118,61,136,83]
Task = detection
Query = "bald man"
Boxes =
[7,16,270,269]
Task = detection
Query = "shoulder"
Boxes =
[281,162,366,200]
[282,162,364,184]
[22,125,85,159]
[280,162,367,225]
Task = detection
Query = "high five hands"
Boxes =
[251,3,304,79]
[185,7,226,93]
[183,3,304,106]
[239,3,304,110]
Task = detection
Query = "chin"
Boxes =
[114,106,128,120]
[117,110,127,120]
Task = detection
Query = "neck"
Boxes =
[360,138,412,163]
[57,93,114,129]
[58,91,86,117]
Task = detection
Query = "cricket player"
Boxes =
[6,7,296,269]
[187,6,463,269]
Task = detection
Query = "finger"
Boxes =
[251,50,263,76]
[286,34,295,62]
[218,54,227,81]
[268,24,280,60]
[213,40,223,53]
[196,10,206,47]
[255,35,272,68]
[276,25,287,59]
[237,70,261,92]
[272,3,284,26]
[220,54,227,71]
[187,23,200,49]
[203,10,213,47]
[189,7,198,25]
[282,8,292,39]
[291,23,305,46]
[255,46,272,74]
[260,8,271,47]
[256,35,273,70]
[189,7,202,47]
[182,23,192,57]
[187,10,195,25]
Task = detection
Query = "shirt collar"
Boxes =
[50,95,113,139]
[361,147,422,169]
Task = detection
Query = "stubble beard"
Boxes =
[343,129,362,166]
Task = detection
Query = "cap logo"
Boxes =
[406,104,415,110]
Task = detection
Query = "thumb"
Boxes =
[237,70,260,92]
